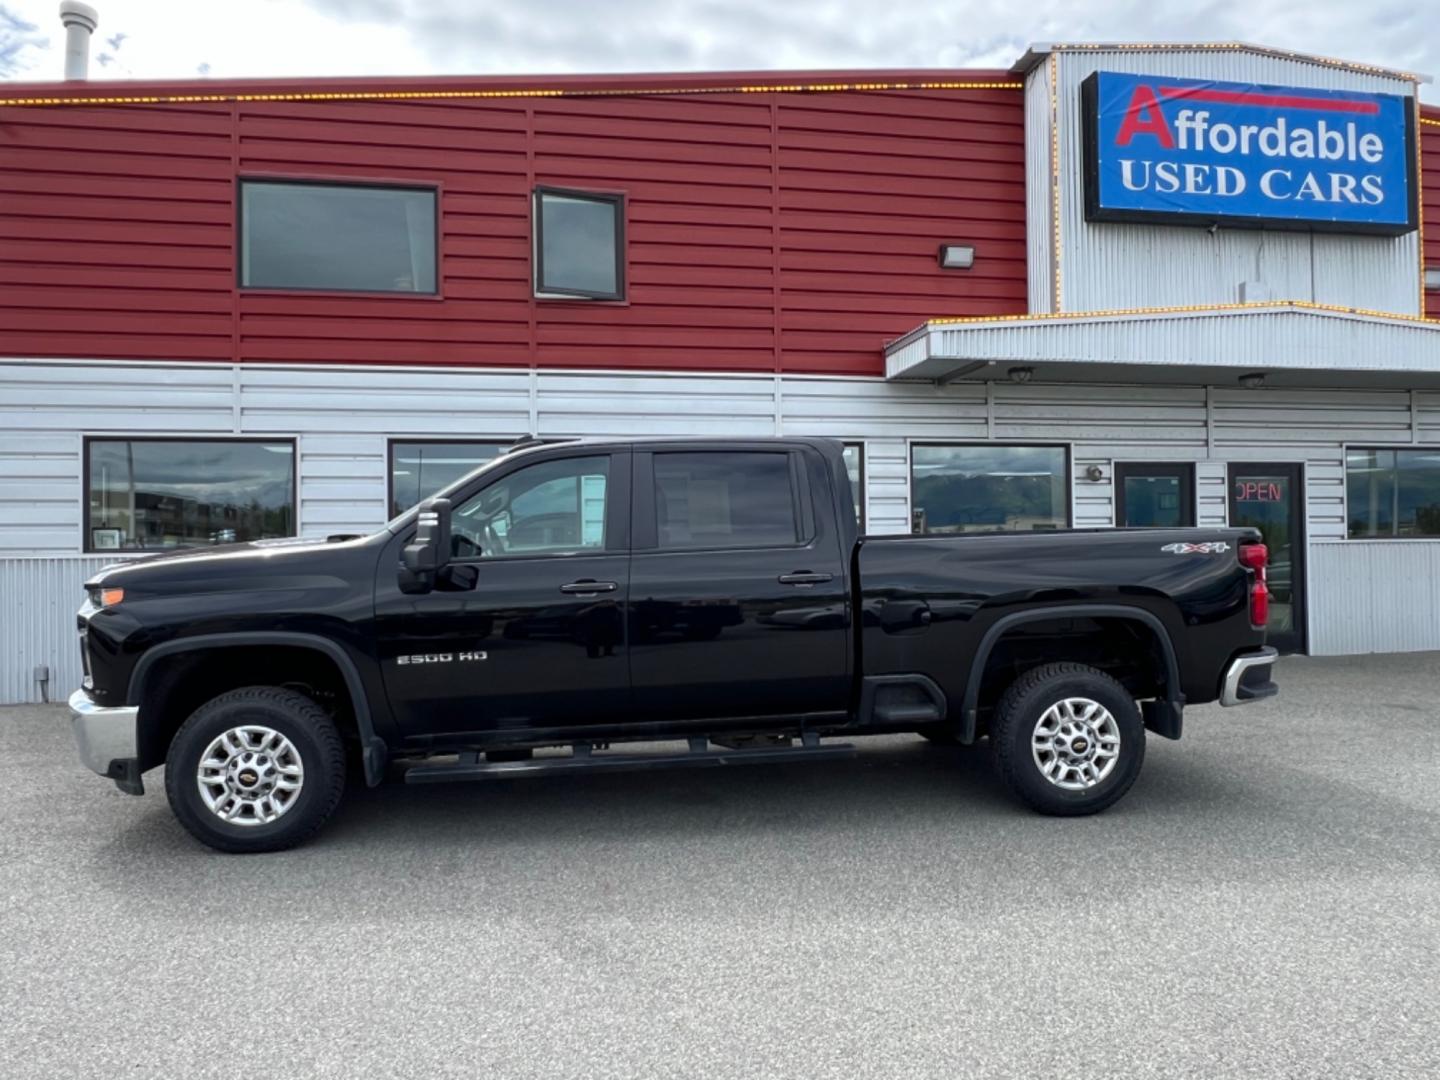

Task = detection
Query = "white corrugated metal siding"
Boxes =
[1309,542,1440,654]
[1025,55,1056,313]
[1023,46,1422,317]
[0,557,122,703]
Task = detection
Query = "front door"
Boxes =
[375,450,631,738]
[1115,463,1195,527]
[1228,462,1306,654]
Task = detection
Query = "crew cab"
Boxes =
[69,437,1278,852]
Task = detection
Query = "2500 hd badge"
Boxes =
[396,652,488,665]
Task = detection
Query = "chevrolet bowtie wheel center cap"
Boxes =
[1031,698,1122,792]
[196,725,305,827]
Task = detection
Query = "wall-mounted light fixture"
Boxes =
[1008,366,1034,384]
[1085,464,1105,482]
[938,244,975,270]
[1238,372,1266,389]
[1425,267,1440,291]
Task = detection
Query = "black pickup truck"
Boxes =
[70,437,1277,852]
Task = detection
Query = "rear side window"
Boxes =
[653,452,799,550]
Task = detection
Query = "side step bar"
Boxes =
[404,734,856,784]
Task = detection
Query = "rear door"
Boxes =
[627,445,850,723]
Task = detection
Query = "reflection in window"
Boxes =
[842,443,865,527]
[1346,448,1440,537]
[390,441,506,518]
[86,439,295,551]
[240,181,437,293]
[452,456,609,558]
[911,445,1068,534]
[654,452,798,550]
[535,188,624,299]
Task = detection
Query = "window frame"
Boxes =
[387,437,511,520]
[533,185,627,302]
[908,441,1074,535]
[1343,444,1440,540]
[82,434,299,554]
[443,449,630,564]
[634,448,813,554]
[237,174,443,298]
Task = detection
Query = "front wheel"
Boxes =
[165,686,347,853]
[989,662,1145,816]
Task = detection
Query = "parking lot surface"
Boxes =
[2,652,1439,1079]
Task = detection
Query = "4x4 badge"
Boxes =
[1161,542,1230,555]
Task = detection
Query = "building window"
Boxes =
[911,444,1069,534]
[389,441,507,519]
[534,187,625,300]
[240,180,437,293]
[85,439,295,552]
[842,443,865,528]
[653,452,800,550]
[1345,448,1440,537]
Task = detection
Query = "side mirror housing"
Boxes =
[399,497,452,594]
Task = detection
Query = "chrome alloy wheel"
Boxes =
[1031,697,1121,791]
[195,725,305,826]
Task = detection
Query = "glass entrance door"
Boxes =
[1228,463,1306,654]
[1115,463,1195,527]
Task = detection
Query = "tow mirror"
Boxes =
[399,497,452,595]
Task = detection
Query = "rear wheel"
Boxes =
[165,686,346,853]
[989,662,1144,816]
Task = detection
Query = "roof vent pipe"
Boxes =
[59,1,99,80]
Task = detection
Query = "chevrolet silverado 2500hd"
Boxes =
[69,437,1277,852]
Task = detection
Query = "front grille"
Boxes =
[79,630,92,689]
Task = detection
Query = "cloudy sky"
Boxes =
[1,0,1434,99]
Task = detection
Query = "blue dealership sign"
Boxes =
[1082,71,1417,235]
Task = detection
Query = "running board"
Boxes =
[403,734,856,784]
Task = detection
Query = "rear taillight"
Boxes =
[1239,542,1269,628]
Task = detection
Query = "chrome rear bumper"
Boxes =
[68,689,143,793]
[1220,647,1280,707]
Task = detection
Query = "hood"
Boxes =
[86,533,376,590]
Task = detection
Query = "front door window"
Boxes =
[451,455,610,559]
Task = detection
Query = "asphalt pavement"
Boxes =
[2,652,1439,1079]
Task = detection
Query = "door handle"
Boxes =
[559,580,618,594]
[778,571,834,586]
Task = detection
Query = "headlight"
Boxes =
[86,586,125,609]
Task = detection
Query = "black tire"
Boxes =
[165,686,347,853]
[989,662,1145,816]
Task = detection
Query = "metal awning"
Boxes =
[885,302,1440,390]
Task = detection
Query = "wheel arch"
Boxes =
[959,604,1183,745]
[127,632,387,786]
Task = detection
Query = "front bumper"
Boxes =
[1219,647,1280,707]
[68,689,144,795]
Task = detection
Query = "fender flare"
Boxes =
[127,631,388,786]
[959,604,1184,744]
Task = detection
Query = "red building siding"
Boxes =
[1423,109,1440,320]
[0,72,1026,376]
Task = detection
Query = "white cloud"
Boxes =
[0,0,1434,101]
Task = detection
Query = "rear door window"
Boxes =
[652,452,800,550]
